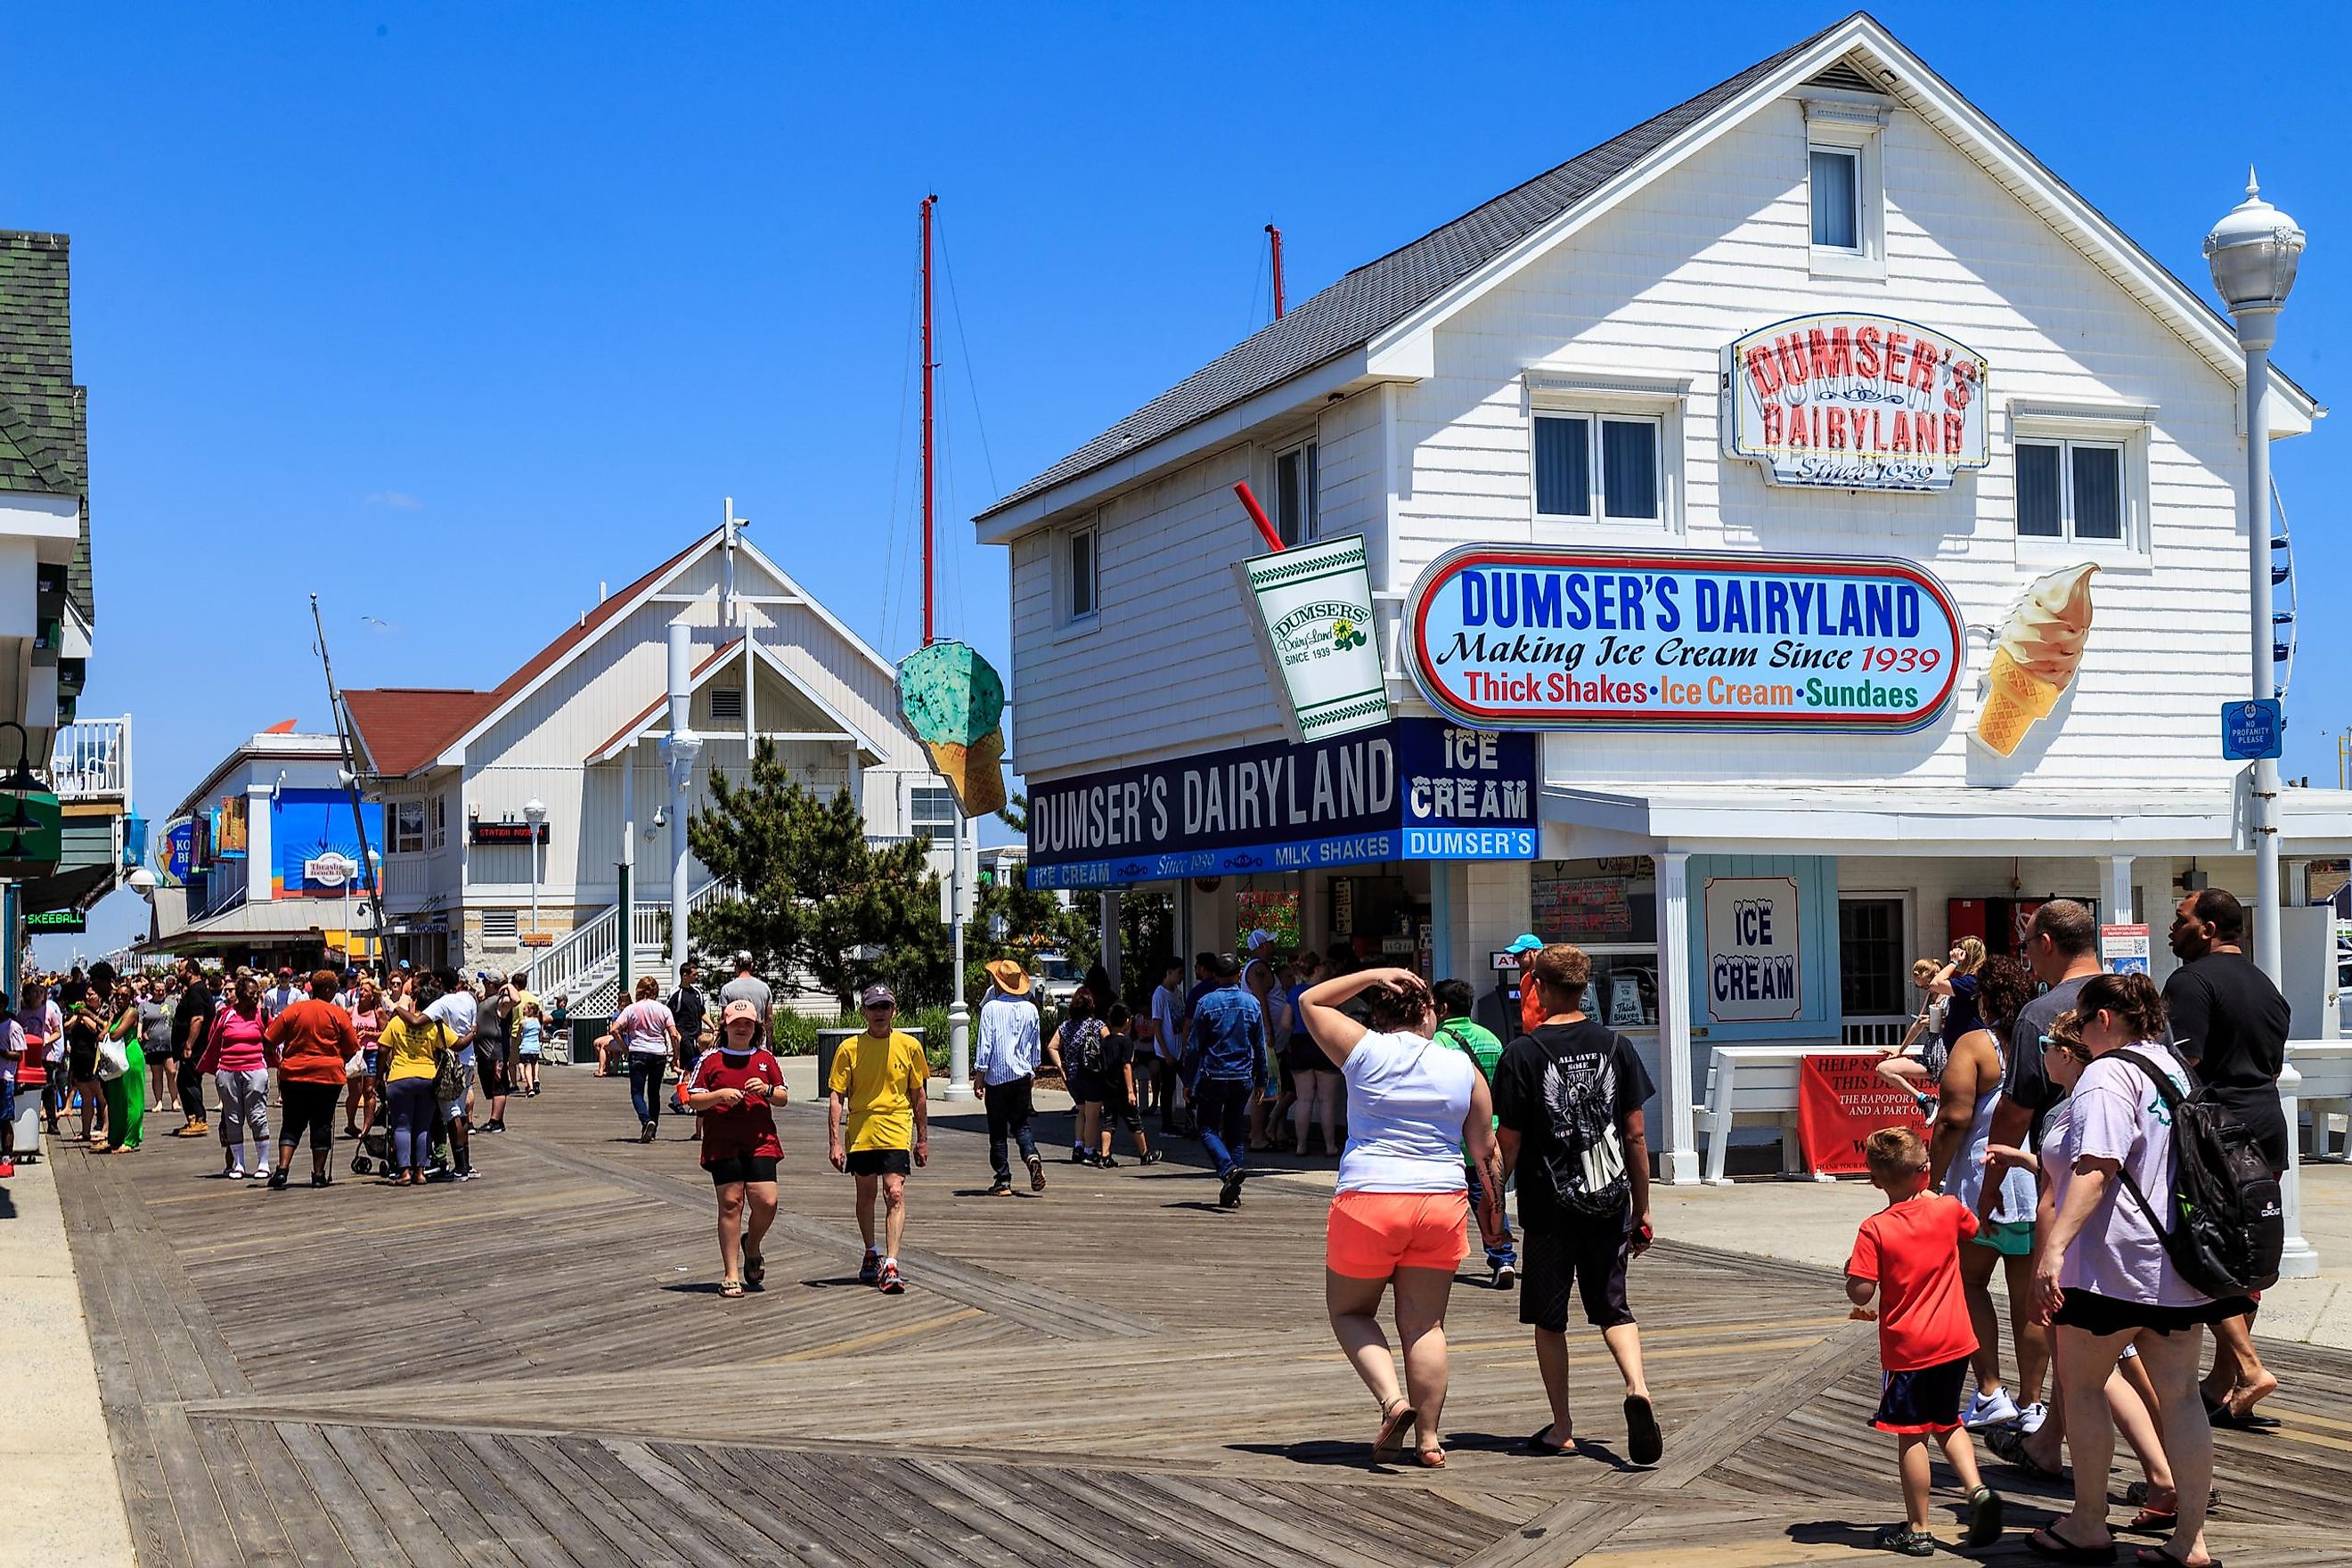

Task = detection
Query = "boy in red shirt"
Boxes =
[1845,1126,2003,1557]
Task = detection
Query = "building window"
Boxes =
[1535,414,1661,521]
[429,793,448,851]
[1838,896,1907,1017]
[1274,439,1319,545]
[1065,525,1098,623]
[2017,439,2125,542]
[1809,147,1860,249]
[391,800,425,854]
[710,687,744,723]
[480,909,519,941]
[910,786,958,837]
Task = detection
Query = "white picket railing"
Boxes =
[532,877,737,1010]
[50,715,130,801]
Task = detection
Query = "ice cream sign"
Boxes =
[1726,313,1989,492]
[1974,563,2097,756]
[1406,546,1964,732]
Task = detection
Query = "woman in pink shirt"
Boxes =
[343,978,389,1139]
[198,973,273,1179]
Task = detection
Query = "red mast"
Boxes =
[1265,223,1285,319]
[921,193,938,648]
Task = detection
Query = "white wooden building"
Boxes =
[976,15,2348,1182]
[344,522,951,1011]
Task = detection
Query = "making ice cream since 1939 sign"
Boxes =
[1726,313,1989,492]
[1407,546,1964,732]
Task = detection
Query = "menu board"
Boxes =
[1534,876,1634,941]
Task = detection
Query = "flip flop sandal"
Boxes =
[1414,1447,1447,1469]
[2120,1508,2177,1535]
[1371,1402,1414,1465]
[2026,1524,2118,1564]
[1523,1425,1571,1456]
[718,1278,745,1299]
[744,1253,765,1288]
[2126,1482,2220,1510]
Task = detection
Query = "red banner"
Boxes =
[1796,1053,1929,1176]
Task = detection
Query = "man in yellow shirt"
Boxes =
[827,983,929,1294]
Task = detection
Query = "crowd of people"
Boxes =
[0,957,570,1187]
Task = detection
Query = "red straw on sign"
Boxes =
[1233,481,1284,553]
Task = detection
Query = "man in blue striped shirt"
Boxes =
[975,959,1046,1196]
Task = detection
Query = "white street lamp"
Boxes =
[2204,169,2305,983]
[2206,169,2315,1279]
[523,797,547,989]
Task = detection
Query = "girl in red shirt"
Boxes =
[683,1000,787,1299]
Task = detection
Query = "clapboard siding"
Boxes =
[1385,96,2250,794]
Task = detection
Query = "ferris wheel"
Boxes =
[2272,478,2297,702]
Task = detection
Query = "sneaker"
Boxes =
[1097,1155,1119,1169]
[640,1122,657,1144]
[985,1180,1014,1196]
[266,1169,290,1190]
[856,1251,880,1286]
[1218,1168,1244,1209]
[455,1168,479,1181]
[1964,1388,2021,1430]
[1068,1147,1089,1164]
[877,1260,903,1294]
[1025,1153,1046,1192]
[1140,1148,1164,1165]
[1492,1261,1518,1292]
[1871,1524,1935,1558]
[2017,1401,2049,1435]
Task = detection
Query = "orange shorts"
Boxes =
[1327,1189,1470,1279]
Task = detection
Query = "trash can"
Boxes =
[568,1016,613,1068]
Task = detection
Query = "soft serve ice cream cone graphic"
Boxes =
[1974,563,2097,756]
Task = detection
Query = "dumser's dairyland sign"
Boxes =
[1726,313,1989,492]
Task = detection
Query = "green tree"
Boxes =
[685,739,951,1010]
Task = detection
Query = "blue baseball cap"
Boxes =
[1507,934,1544,954]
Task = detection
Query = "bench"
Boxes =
[2294,1040,2352,1161]
[1695,1042,1858,1187]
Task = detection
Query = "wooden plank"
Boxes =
[318,1425,470,1568]
[274,1423,415,1568]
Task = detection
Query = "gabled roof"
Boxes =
[343,531,712,778]
[977,22,1838,520]
[585,633,885,763]
[980,12,2320,529]
[0,231,94,623]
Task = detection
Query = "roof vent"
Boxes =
[1804,59,1883,94]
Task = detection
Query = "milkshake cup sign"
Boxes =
[1234,532,1391,743]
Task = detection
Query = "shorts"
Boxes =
[706,1152,780,1186]
[359,1049,380,1078]
[478,1055,511,1096]
[1066,1070,1105,1104]
[437,1066,471,1119]
[845,1147,911,1178]
[1521,1212,1636,1333]
[1972,1219,2035,1257]
[2052,1288,2256,1337]
[1327,1189,1470,1278]
[279,1079,340,1151]
[1874,1353,1971,1434]
[69,1045,99,1082]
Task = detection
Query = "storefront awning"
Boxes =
[1540,782,2352,859]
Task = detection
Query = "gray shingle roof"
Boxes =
[0,231,94,624]
[981,20,1845,521]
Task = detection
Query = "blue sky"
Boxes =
[10,2,2347,961]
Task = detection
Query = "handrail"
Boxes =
[535,877,733,999]
[50,715,130,801]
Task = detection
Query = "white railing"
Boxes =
[532,877,734,1003]
[50,715,130,801]
[1841,1015,1915,1049]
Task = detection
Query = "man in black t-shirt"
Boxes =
[1492,943,1661,1466]
[668,961,711,1116]
[169,963,215,1136]
[2166,886,2290,1428]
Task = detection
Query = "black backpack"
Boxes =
[2111,1049,2283,1297]
[1067,1018,1107,1075]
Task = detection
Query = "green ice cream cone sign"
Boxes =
[895,641,1009,818]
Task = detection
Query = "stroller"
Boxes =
[349,1107,395,1177]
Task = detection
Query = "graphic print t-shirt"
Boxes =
[1493,1019,1654,1223]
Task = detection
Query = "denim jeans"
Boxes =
[628,1053,668,1126]
[1192,1079,1253,1178]
[984,1075,1040,1185]
[1466,1159,1517,1270]
[387,1079,437,1171]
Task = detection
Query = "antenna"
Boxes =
[1265,224,1285,320]
[921,193,939,647]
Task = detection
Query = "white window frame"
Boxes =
[1059,519,1100,632]
[908,784,959,839]
[1801,94,1888,281]
[2009,404,2152,568]
[1271,437,1320,545]
[429,792,448,852]
[1521,371,1688,541]
[390,799,425,855]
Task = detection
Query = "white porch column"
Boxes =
[2102,855,2134,927]
[245,782,274,907]
[1098,890,1122,995]
[1655,850,1700,1185]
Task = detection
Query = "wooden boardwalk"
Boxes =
[50,1068,2352,1567]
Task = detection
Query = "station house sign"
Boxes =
[1726,312,1989,492]
[1406,546,1964,732]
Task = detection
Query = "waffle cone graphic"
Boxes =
[1973,563,2097,757]
[927,730,1006,818]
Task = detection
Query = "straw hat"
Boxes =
[984,959,1032,996]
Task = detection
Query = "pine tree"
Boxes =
[686,740,951,1010]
